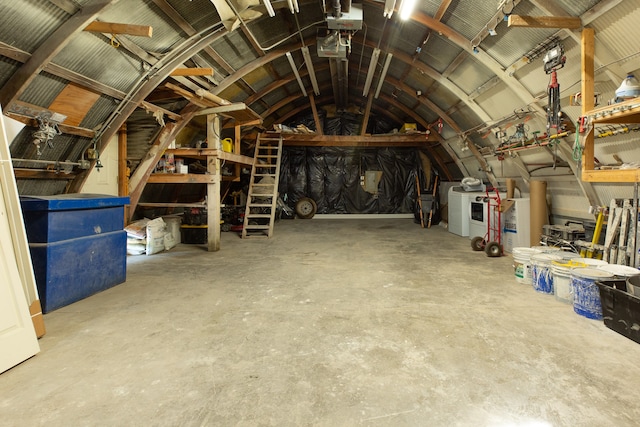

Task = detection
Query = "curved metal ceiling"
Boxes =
[0,0,629,196]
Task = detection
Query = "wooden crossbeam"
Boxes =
[170,68,214,77]
[84,21,153,37]
[507,15,582,29]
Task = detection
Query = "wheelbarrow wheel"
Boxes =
[485,241,502,257]
[295,197,317,219]
[471,236,485,251]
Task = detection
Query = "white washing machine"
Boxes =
[448,187,486,237]
[468,191,507,240]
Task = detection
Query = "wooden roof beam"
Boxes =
[170,68,214,77]
[84,21,153,37]
[507,15,582,29]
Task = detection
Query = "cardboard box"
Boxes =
[29,300,46,338]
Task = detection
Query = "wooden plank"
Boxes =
[0,0,118,108]
[118,124,128,197]
[582,168,640,183]
[309,94,323,136]
[48,83,100,127]
[279,133,438,146]
[13,168,76,180]
[147,173,219,184]
[137,202,206,208]
[170,68,214,77]
[5,101,96,139]
[207,114,221,252]
[507,15,582,29]
[165,148,254,165]
[84,21,153,37]
[360,93,373,136]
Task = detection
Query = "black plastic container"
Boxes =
[596,279,640,344]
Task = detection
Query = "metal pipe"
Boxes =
[12,158,82,166]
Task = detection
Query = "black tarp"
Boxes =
[279,146,426,215]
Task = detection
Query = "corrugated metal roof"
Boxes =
[18,73,67,106]
[53,32,145,93]
[0,1,66,52]
[558,0,602,16]
[98,0,189,54]
[592,1,640,71]
[164,0,221,33]
[449,57,495,95]
[442,0,499,41]
[420,36,463,74]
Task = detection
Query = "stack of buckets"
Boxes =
[512,246,640,320]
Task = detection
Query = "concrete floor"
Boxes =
[1,218,640,426]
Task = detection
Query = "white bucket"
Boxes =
[531,253,564,294]
[571,267,615,320]
[570,257,608,267]
[512,247,542,284]
[597,264,640,279]
[551,260,588,303]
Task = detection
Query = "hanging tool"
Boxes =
[543,44,566,134]
[427,173,439,228]
[415,174,424,228]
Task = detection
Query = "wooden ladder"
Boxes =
[241,135,283,238]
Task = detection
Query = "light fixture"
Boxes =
[472,45,479,54]
[262,0,275,17]
[362,48,380,96]
[286,0,298,13]
[374,53,393,99]
[488,27,497,36]
[286,52,307,96]
[383,0,396,18]
[399,0,417,20]
[301,46,319,96]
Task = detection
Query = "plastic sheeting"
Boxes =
[279,147,425,214]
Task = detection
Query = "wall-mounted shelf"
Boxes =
[580,28,640,183]
[165,148,254,166]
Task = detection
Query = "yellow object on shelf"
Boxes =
[400,123,417,133]
[222,138,233,153]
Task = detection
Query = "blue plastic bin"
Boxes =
[20,194,130,313]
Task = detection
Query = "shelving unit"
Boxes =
[580,28,640,183]
[131,102,262,252]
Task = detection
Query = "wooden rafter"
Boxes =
[84,21,153,37]
[170,68,214,77]
[0,0,118,108]
[507,15,582,29]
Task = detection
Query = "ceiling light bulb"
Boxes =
[399,0,417,20]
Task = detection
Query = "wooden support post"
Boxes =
[361,93,374,136]
[581,28,596,175]
[234,125,241,178]
[118,124,129,223]
[309,94,323,135]
[207,114,221,252]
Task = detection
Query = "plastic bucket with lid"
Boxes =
[627,274,640,296]
[570,267,615,319]
[531,253,564,294]
[570,257,608,268]
[512,247,541,284]
[596,263,640,279]
[551,260,587,303]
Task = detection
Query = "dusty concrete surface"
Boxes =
[1,218,640,426]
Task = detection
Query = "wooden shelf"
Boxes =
[165,148,254,165]
[147,173,219,184]
[582,168,640,183]
[137,202,206,208]
[586,97,640,124]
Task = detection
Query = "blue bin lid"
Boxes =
[20,194,130,211]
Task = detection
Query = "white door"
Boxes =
[0,179,40,374]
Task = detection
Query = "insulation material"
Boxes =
[279,147,422,214]
[530,180,548,246]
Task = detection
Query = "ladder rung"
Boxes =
[248,203,273,207]
[253,174,276,177]
[248,193,274,197]
[252,183,275,186]
[245,225,271,230]
[246,214,272,218]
